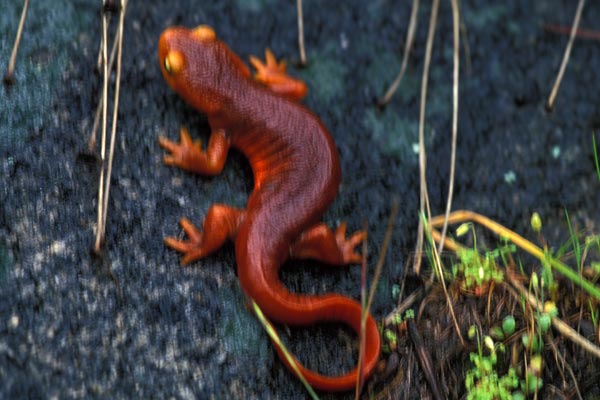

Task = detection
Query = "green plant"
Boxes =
[465,326,521,400]
[521,355,543,395]
[518,276,556,397]
[488,238,517,269]
[452,223,508,295]
[382,309,413,353]
[590,300,599,330]
[490,315,516,341]
[564,210,581,271]
[382,329,398,353]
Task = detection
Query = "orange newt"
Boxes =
[157,24,381,392]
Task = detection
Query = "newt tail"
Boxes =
[157,24,381,392]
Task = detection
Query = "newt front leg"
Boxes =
[158,127,230,175]
[250,49,307,101]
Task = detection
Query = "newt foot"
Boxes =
[249,49,307,100]
[164,217,205,265]
[335,222,367,264]
[158,127,203,170]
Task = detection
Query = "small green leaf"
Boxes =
[529,354,543,376]
[468,325,477,339]
[484,335,495,351]
[502,315,516,336]
[512,391,526,400]
[537,313,552,334]
[530,212,542,232]
[530,272,539,290]
[384,329,397,343]
[456,223,471,237]
[523,372,543,394]
[490,326,505,341]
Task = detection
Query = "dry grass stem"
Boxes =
[296,0,307,66]
[410,1,464,341]
[548,340,583,399]
[88,36,120,151]
[546,0,586,110]
[94,0,128,252]
[94,11,110,252]
[413,0,439,276]
[424,215,464,345]
[436,0,460,255]
[378,0,419,106]
[4,0,30,85]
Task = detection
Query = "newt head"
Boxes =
[158,25,241,114]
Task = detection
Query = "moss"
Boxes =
[234,0,277,13]
[464,4,508,30]
[0,245,10,281]
[363,107,424,161]
[301,46,348,103]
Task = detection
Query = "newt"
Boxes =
[157,24,381,392]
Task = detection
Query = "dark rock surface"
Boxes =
[1,1,599,398]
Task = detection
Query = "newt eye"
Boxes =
[164,50,184,75]
[164,57,172,74]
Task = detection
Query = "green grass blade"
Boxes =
[564,209,582,272]
[251,300,320,400]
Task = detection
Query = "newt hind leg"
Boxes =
[290,222,366,265]
[165,204,245,265]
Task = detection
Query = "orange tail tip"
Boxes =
[270,311,381,392]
